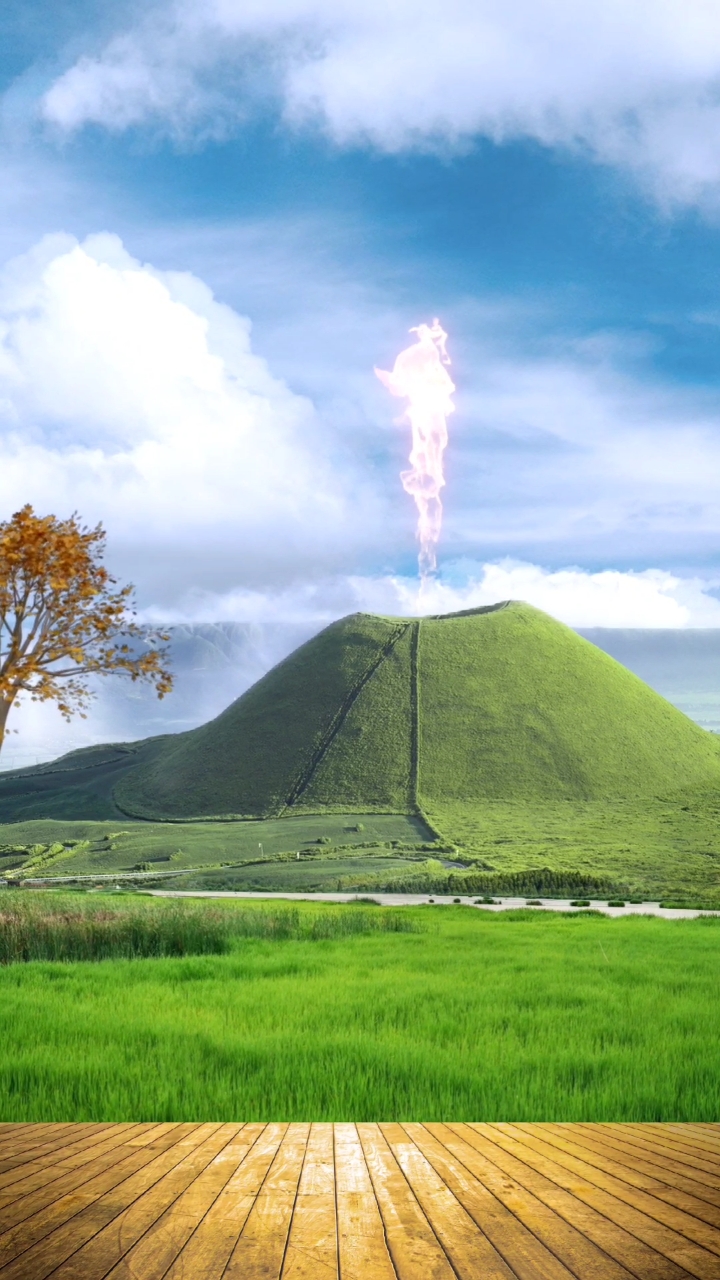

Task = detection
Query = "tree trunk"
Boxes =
[0,699,12,756]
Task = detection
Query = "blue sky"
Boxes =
[5,1,720,628]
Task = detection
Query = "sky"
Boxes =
[5,1,720,632]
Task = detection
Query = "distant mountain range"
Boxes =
[2,618,720,772]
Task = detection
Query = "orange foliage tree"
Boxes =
[0,505,173,755]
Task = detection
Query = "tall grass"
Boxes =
[0,893,421,963]
[0,903,719,1123]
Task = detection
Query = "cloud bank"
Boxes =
[4,228,720,607]
[0,231,380,597]
[143,560,720,630]
[38,0,720,206]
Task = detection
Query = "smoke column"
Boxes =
[376,319,455,583]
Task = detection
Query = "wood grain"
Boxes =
[0,1123,717,1278]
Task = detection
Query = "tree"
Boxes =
[0,505,172,755]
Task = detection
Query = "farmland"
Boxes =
[0,812,431,879]
[4,796,720,900]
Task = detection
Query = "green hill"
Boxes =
[115,599,720,816]
[415,602,720,800]
[1,601,719,826]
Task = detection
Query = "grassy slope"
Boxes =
[298,621,414,811]
[1,897,719,1121]
[114,613,406,819]
[424,796,720,900]
[411,604,720,900]
[0,740,168,823]
[419,604,720,801]
[118,601,720,825]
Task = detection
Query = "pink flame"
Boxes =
[376,318,455,581]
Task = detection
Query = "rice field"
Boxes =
[0,894,718,1124]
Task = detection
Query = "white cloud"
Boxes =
[37,0,720,206]
[5,227,720,606]
[141,560,720,630]
[446,346,720,558]
[0,231,380,595]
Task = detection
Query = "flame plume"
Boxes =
[376,319,455,584]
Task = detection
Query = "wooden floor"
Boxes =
[0,1124,719,1279]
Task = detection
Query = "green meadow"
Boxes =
[0,894,719,1123]
[427,793,720,901]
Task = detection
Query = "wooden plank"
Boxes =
[0,1123,220,1280]
[0,1123,84,1158]
[162,1124,283,1280]
[334,1123,397,1280]
[384,1121,525,1280]
[281,1123,338,1280]
[0,1125,150,1205]
[615,1127,720,1182]
[118,1124,184,1149]
[641,1127,720,1166]
[0,1124,111,1175]
[103,1124,257,1280]
[0,1124,48,1140]
[55,1124,158,1158]
[521,1124,720,1240]
[223,1122,308,1280]
[562,1126,720,1211]
[0,1123,199,1265]
[669,1126,720,1149]
[0,1123,167,1188]
[0,1122,107,1154]
[0,1125,168,1228]
[421,1123,636,1280]
[451,1123,695,1280]
[488,1124,720,1279]
[45,1124,243,1280]
[358,1123,462,1280]
[464,1124,696,1280]
[580,1126,720,1193]
[0,1124,63,1163]
[0,1122,716,1280]
[609,1125,720,1167]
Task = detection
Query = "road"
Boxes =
[145,889,720,919]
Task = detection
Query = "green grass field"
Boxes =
[1,895,719,1123]
[427,793,720,901]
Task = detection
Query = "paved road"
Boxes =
[145,889,720,919]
